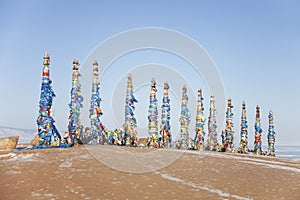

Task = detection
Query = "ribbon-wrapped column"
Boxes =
[177,85,191,149]
[36,52,61,146]
[237,101,248,153]
[123,74,138,146]
[148,78,159,148]
[160,81,171,147]
[66,58,83,146]
[194,89,205,150]
[206,95,218,151]
[253,105,263,155]
[223,98,234,152]
[89,60,105,144]
[267,110,275,156]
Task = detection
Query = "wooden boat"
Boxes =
[138,138,148,146]
[0,136,19,150]
[30,134,40,146]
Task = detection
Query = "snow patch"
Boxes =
[206,153,300,173]
[240,160,300,173]
[59,161,73,168]
[6,170,21,175]
[74,154,93,160]
[31,192,57,198]
[31,192,41,197]
[155,171,252,200]
[5,153,39,162]
[0,153,16,158]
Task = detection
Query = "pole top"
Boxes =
[151,78,156,87]
[182,84,187,94]
[198,88,202,96]
[73,58,79,70]
[43,51,50,65]
[164,81,169,90]
[228,98,232,105]
[93,60,98,66]
[242,101,246,109]
[256,105,260,118]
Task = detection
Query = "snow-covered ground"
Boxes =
[0,145,299,199]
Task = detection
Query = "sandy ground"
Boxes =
[0,145,299,200]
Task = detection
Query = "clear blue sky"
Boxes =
[0,0,299,145]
